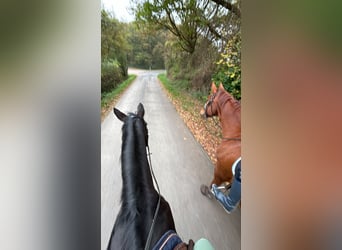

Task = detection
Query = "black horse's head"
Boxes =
[114,103,149,147]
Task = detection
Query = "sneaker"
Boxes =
[211,184,233,214]
[200,184,214,199]
[217,200,232,214]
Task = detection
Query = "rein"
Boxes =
[144,145,161,250]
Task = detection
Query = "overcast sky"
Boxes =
[101,0,134,22]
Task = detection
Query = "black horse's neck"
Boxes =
[109,104,176,250]
[121,116,156,206]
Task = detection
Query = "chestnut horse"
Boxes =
[108,103,194,250]
[200,83,241,187]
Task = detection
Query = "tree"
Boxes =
[132,0,241,52]
[130,0,241,92]
[210,0,241,17]
[133,0,200,53]
[101,10,130,75]
[101,10,130,92]
[126,23,167,69]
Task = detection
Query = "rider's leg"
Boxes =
[212,162,241,213]
[212,178,240,213]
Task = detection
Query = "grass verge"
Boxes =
[158,74,203,112]
[157,73,181,98]
[101,74,136,122]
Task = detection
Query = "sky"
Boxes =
[101,0,135,22]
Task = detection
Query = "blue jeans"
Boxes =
[212,160,241,213]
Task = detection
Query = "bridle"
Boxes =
[203,92,217,119]
[204,92,241,142]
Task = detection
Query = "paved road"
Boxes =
[101,70,241,249]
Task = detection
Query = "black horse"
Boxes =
[107,103,193,250]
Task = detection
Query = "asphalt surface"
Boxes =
[101,69,241,250]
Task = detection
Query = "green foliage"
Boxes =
[101,10,129,64]
[158,73,206,114]
[101,60,124,93]
[101,9,129,93]
[158,73,181,98]
[158,73,193,111]
[101,75,137,108]
[127,23,167,69]
[212,32,241,100]
[133,0,200,53]
[130,0,241,96]
[132,0,240,54]
[164,34,189,80]
[164,34,219,93]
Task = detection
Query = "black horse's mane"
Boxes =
[108,112,158,249]
[120,113,156,206]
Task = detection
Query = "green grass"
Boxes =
[158,72,207,99]
[101,74,136,108]
[158,73,181,98]
[158,73,204,112]
[192,90,209,102]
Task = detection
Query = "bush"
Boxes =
[101,60,125,93]
[164,36,219,93]
[212,33,241,100]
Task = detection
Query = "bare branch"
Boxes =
[210,0,241,17]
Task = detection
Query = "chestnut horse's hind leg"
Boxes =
[210,162,233,187]
[210,175,224,187]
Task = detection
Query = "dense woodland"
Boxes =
[101,0,241,99]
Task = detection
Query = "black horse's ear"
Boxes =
[137,103,145,118]
[113,108,127,122]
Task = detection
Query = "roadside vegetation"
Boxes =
[133,0,241,100]
[101,0,241,158]
[101,75,136,121]
[101,9,167,121]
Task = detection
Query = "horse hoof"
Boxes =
[200,184,214,199]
